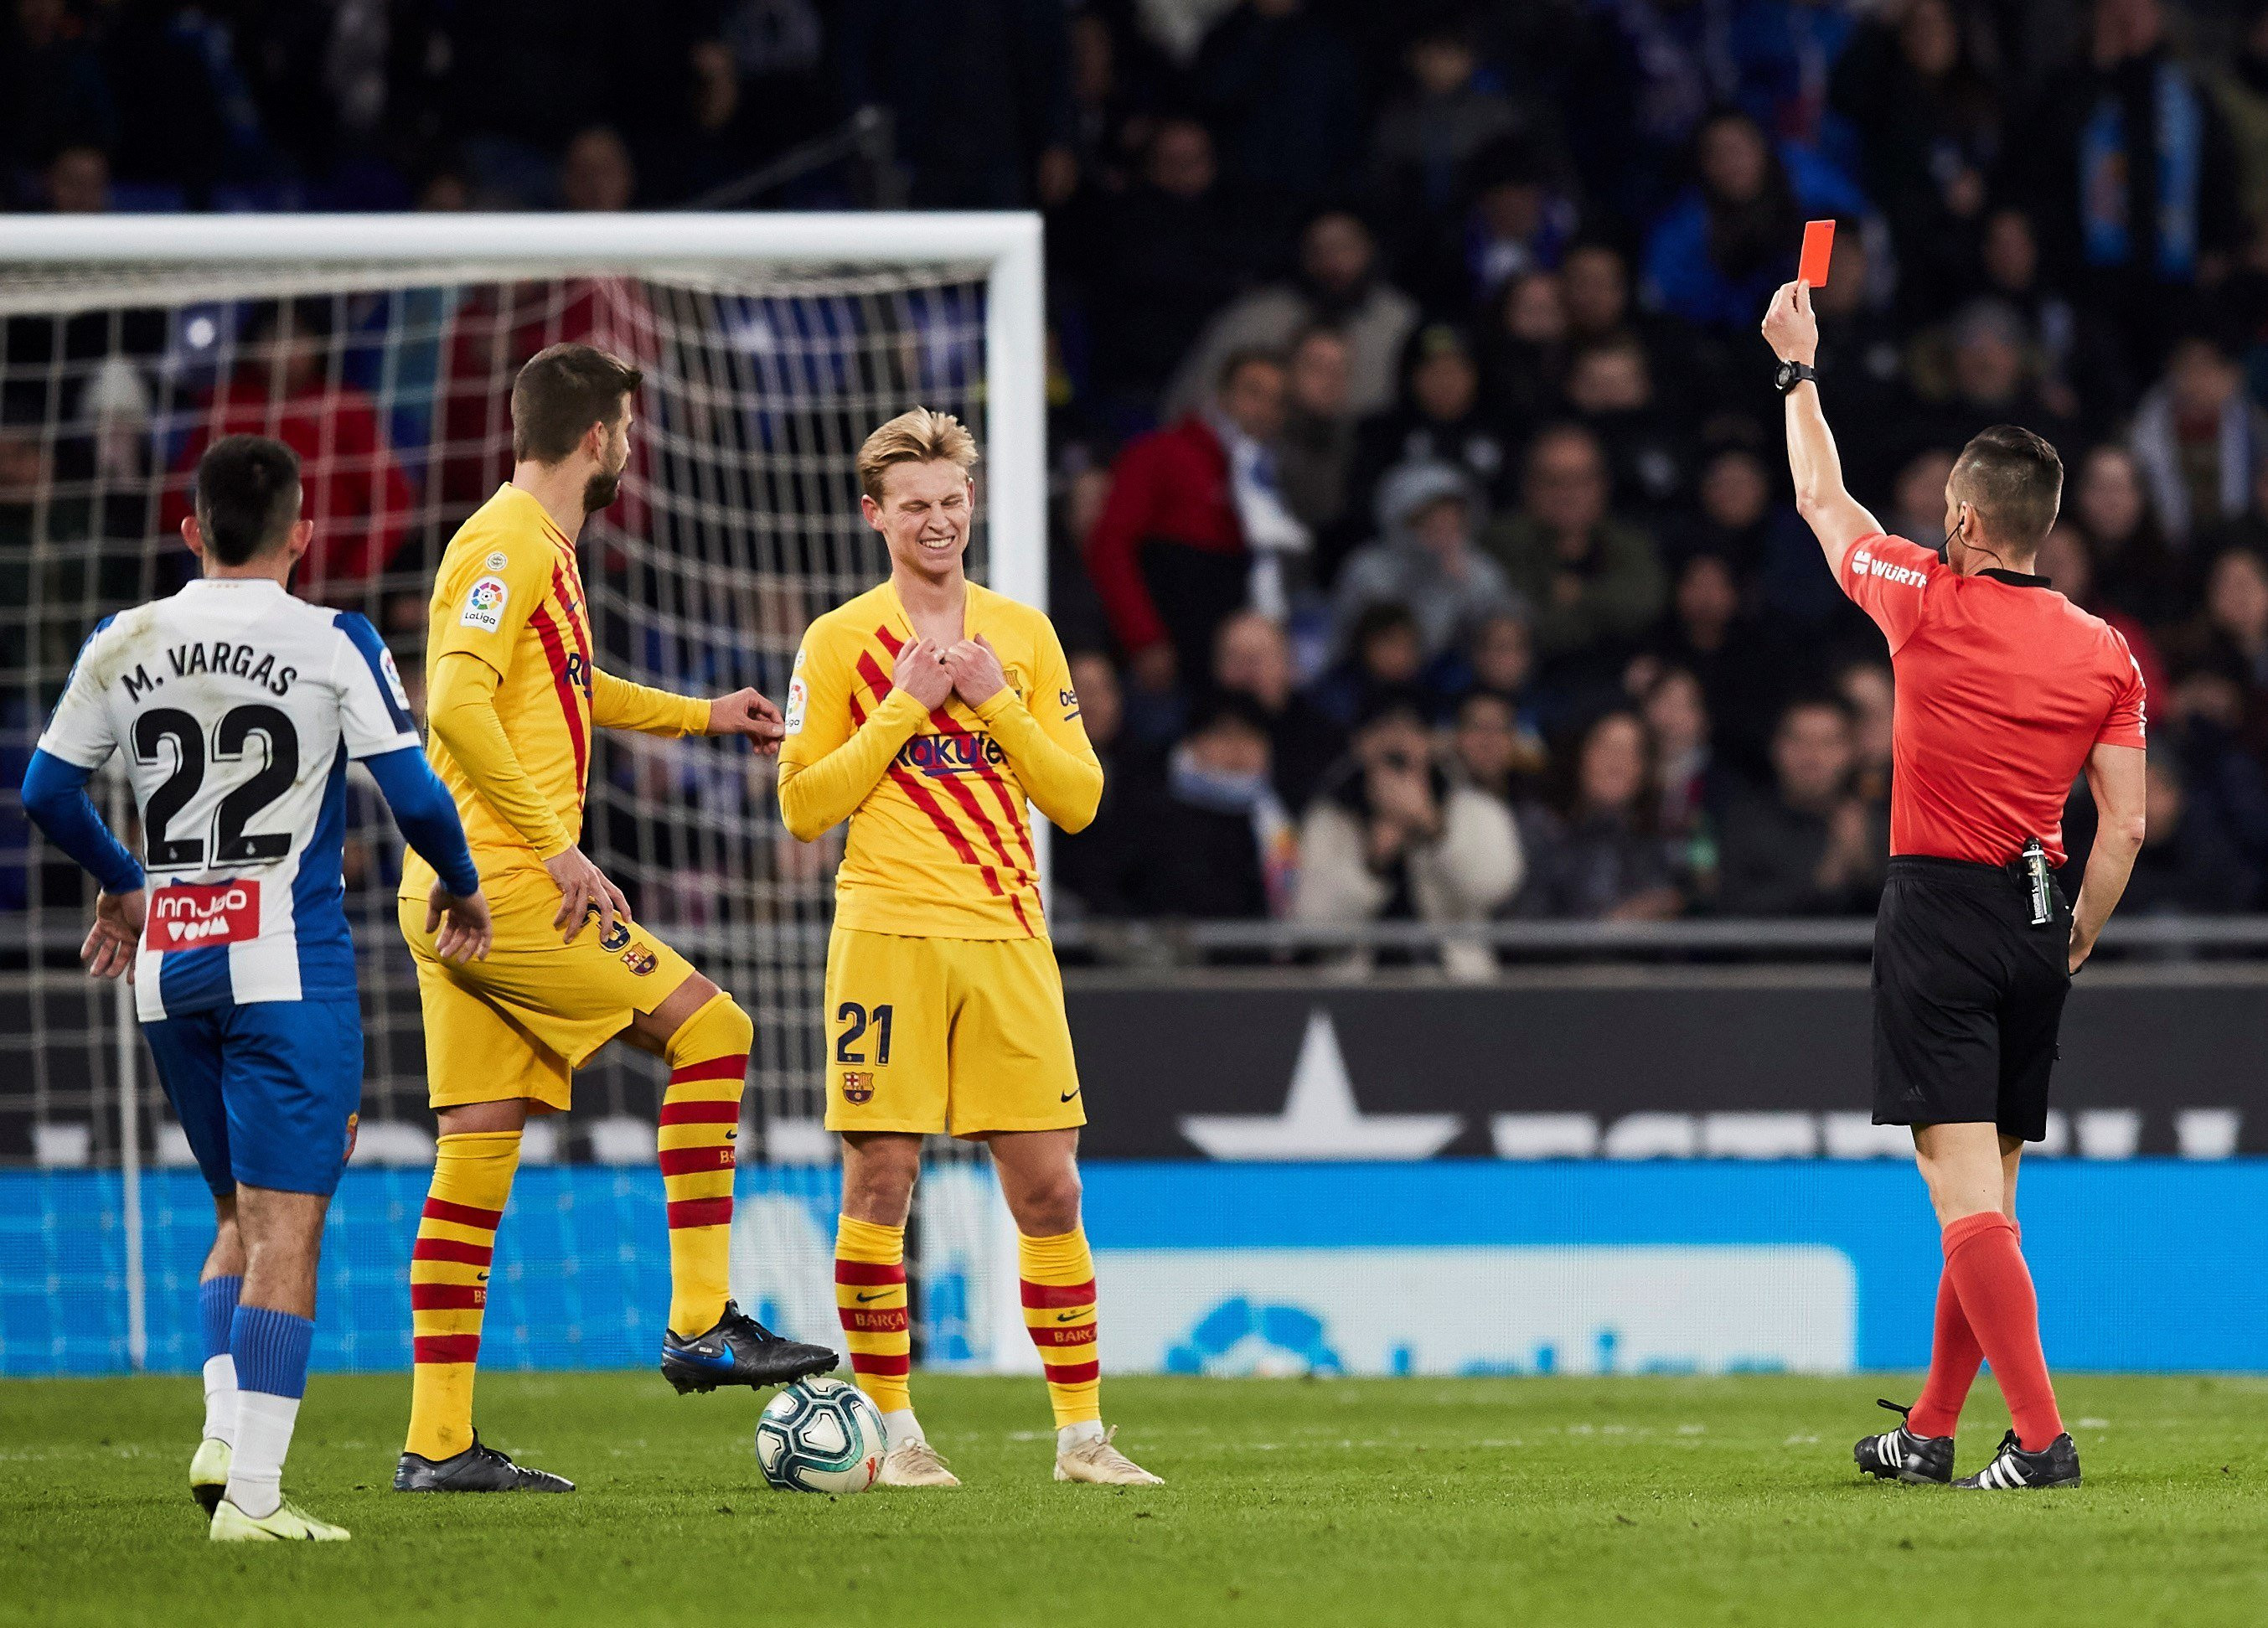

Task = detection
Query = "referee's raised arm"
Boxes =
[1761,278,1880,574]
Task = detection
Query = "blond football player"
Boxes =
[778,409,1160,1488]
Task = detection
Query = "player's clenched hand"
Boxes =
[426,880,494,964]
[893,635,954,709]
[82,888,145,982]
[708,687,786,756]
[546,845,632,943]
[942,633,1007,706]
[1761,278,1818,366]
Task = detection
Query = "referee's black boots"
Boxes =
[1953,1429,2082,1491]
[1853,1398,1955,1486]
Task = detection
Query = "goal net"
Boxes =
[0,214,1046,1377]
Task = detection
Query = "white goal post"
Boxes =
[0,212,1046,1376]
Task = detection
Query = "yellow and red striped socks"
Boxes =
[1020,1227,1101,1429]
[834,1215,912,1414]
[405,1129,519,1462]
[659,994,752,1337]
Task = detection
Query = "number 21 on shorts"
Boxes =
[834,1001,894,1066]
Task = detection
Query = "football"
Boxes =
[754,1377,886,1494]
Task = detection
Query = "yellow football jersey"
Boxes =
[402,483,704,897]
[778,580,1101,939]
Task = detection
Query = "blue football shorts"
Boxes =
[142,998,364,1198]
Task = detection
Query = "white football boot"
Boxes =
[876,1439,961,1487]
[1054,1426,1163,1486]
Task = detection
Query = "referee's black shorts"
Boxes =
[1871,855,2074,1143]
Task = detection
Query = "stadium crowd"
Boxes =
[7,0,2268,930]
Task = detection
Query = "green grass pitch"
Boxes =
[7,1372,2266,1626]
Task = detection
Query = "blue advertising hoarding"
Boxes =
[5,1160,2261,1377]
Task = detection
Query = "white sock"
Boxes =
[200,1354,238,1446]
[1058,1419,1106,1452]
[224,1391,300,1519]
[881,1408,925,1450]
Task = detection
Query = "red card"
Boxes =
[1799,220,1835,287]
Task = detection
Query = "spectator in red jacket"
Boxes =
[162,299,414,600]
[1085,347,1289,694]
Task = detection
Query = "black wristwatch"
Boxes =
[1774,359,1818,394]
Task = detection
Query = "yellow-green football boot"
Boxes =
[209,1496,349,1542]
[190,1438,231,1514]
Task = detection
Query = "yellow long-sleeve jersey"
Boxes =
[400,483,707,898]
[778,580,1101,939]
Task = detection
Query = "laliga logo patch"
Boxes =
[378,647,413,711]
[784,674,808,736]
[841,1072,874,1104]
[621,943,658,976]
[460,574,509,631]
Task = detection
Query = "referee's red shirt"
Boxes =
[1841,533,2148,867]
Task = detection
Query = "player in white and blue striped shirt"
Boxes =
[21,436,493,1541]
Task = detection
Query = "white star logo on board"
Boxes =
[1179,1009,1462,1160]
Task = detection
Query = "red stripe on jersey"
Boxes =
[1030,1322,1099,1347]
[658,1145,736,1176]
[834,1260,907,1286]
[413,1334,483,1365]
[657,1099,740,1126]
[528,602,588,798]
[923,749,1020,872]
[667,1196,734,1229]
[854,648,1006,895]
[421,1197,504,1231]
[846,645,882,725]
[550,561,592,685]
[1041,1359,1100,1386]
[1020,1279,1097,1310]
[888,764,1003,893]
[978,768,1038,871]
[410,1283,487,1311]
[668,1055,747,1085]
[854,649,893,700]
[412,1238,493,1266]
[849,1351,912,1377]
[875,626,1041,918]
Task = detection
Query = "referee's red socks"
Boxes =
[1907,1219,2020,1436]
[1939,1211,2063,1451]
[1904,1266,1982,1438]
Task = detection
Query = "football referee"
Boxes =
[1762,279,2149,1492]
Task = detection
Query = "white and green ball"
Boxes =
[755,1377,886,1494]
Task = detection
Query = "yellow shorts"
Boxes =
[822,927,1084,1139]
[399,869,700,1114]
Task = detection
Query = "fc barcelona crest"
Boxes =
[841,1072,874,1104]
[585,905,632,953]
[621,944,658,977]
